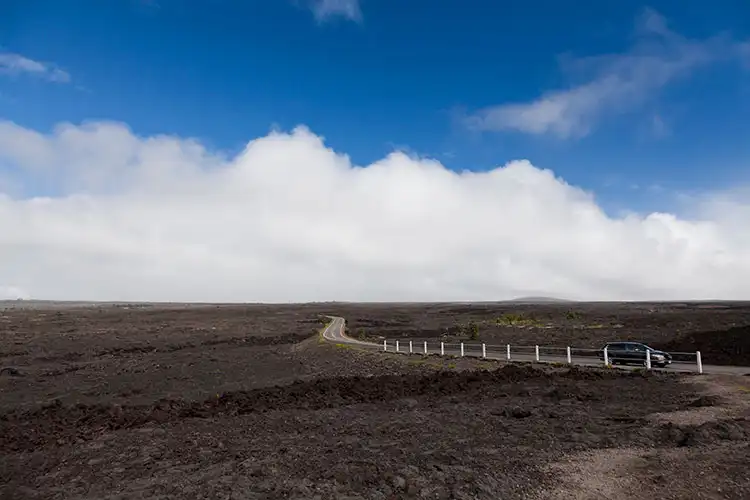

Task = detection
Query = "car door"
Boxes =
[617,342,638,364]
[607,342,626,363]
[629,343,647,363]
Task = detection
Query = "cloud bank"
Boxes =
[0,120,749,302]
[0,52,71,83]
[466,9,743,138]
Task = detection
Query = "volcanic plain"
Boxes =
[1,301,749,499]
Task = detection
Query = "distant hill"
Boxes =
[507,296,572,303]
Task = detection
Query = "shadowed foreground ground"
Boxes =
[1,304,749,499]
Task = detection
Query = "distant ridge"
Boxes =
[507,296,572,303]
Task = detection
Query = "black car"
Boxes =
[597,342,672,368]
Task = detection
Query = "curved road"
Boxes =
[322,316,750,376]
[322,316,371,345]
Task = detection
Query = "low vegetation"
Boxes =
[495,312,545,327]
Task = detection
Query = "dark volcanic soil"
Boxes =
[1,303,750,499]
[5,359,748,500]
[338,302,750,366]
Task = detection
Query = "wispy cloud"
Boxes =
[0,52,71,83]
[650,113,670,138]
[466,9,743,139]
[740,41,750,68]
[310,0,362,22]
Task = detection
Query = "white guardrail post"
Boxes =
[460,343,464,357]
[482,343,486,358]
[535,345,540,362]
[409,341,413,354]
[395,340,399,353]
[603,346,609,366]
[506,344,511,360]
[440,342,445,356]
[646,349,651,370]
[566,346,572,364]
[696,351,703,374]
[383,340,387,351]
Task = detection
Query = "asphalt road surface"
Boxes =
[322,316,372,346]
[322,316,750,376]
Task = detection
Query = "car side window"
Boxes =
[631,344,645,352]
[608,343,622,351]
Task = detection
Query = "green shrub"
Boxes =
[467,320,479,340]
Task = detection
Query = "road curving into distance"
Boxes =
[321,316,750,376]
[321,316,373,345]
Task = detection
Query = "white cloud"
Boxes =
[466,9,739,138]
[310,0,362,22]
[0,286,29,300]
[1,119,750,302]
[0,52,71,83]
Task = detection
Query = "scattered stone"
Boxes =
[0,367,22,376]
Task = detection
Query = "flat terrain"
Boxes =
[1,303,749,499]
[339,301,750,366]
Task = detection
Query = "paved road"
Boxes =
[321,316,372,345]
[322,316,750,376]
[426,346,723,374]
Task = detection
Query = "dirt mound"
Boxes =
[687,395,724,408]
[0,364,663,451]
[651,418,750,447]
[656,325,750,366]
[35,332,316,363]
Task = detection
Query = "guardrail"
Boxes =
[382,339,703,374]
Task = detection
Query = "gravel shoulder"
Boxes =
[540,373,750,500]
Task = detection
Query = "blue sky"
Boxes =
[2,0,750,214]
[3,1,750,301]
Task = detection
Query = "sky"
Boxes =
[0,0,750,301]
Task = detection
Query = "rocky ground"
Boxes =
[338,301,750,366]
[1,303,749,499]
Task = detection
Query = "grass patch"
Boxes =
[495,313,544,328]
[317,320,331,344]
[475,360,496,370]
